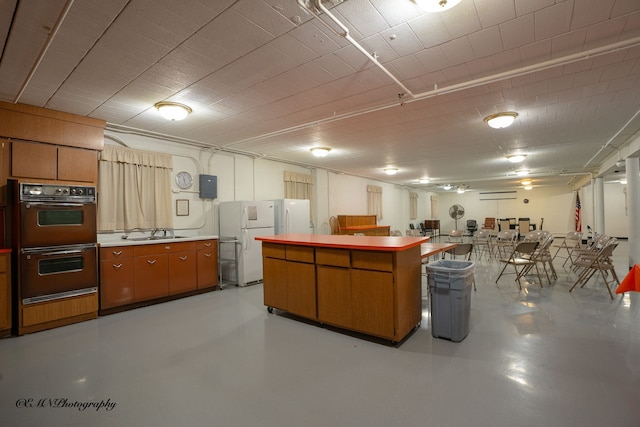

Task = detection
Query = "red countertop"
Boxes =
[255,233,429,251]
[0,248,12,254]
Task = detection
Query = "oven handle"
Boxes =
[24,202,85,208]
[22,244,96,255]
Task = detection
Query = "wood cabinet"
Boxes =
[0,252,11,337]
[100,247,135,309]
[196,240,218,289]
[260,235,424,343]
[100,239,217,312]
[11,140,98,183]
[262,243,316,319]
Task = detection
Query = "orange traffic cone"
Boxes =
[616,264,640,294]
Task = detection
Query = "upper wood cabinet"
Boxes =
[11,140,98,183]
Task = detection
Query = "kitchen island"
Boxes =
[256,233,429,343]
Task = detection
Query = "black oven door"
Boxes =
[20,202,97,248]
[21,244,98,304]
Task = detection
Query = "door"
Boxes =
[283,199,311,234]
[242,200,274,229]
[240,227,274,285]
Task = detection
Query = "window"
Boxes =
[367,185,383,220]
[97,145,173,231]
[284,170,314,218]
[409,192,418,219]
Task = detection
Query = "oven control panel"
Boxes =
[20,183,96,202]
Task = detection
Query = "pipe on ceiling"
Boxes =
[13,0,75,103]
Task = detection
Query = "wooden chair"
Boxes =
[498,218,511,232]
[329,216,340,234]
[495,241,541,289]
[517,218,530,238]
[482,217,496,231]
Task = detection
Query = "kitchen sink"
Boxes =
[126,235,189,241]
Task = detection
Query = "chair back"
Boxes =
[446,243,473,260]
[482,217,496,230]
[390,230,402,236]
[329,216,339,234]
[473,229,491,241]
[515,241,539,256]
[466,220,478,233]
[518,218,530,234]
[499,219,510,231]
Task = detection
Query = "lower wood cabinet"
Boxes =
[99,239,217,311]
[0,252,11,337]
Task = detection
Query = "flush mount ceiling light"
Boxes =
[457,185,466,194]
[442,184,453,191]
[484,112,518,129]
[521,179,532,186]
[523,185,533,190]
[155,102,192,121]
[419,177,430,184]
[310,147,331,157]
[384,167,398,175]
[507,154,527,163]
[516,169,529,177]
[620,179,628,185]
[412,0,462,12]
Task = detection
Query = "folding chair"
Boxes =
[447,230,464,243]
[569,241,620,299]
[495,241,541,289]
[552,231,583,267]
[472,229,492,260]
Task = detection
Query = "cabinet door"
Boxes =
[134,255,168,301]
[100,258,134,309]
[168,251,197,295]
[11,140,57,179]
[317,265,351,329]
[197,244,218,289]
[57,146,98,183]
[350,269,394,338]
[286,261,316,319]
[263,257,287,310]
[0,272,8,330]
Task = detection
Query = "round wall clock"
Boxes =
[175,171,193,189]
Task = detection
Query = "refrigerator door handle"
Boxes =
[241,206,248,229]
[242,229,249,253]
[285,208,290,234]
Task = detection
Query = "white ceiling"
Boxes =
[1,0,639,192]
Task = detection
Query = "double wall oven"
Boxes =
[18,183,98,304]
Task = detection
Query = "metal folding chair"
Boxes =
[495,241,541,289]
[569,241,620,299]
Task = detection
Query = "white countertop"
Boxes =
[98,235,218,248]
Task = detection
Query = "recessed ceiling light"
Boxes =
[155,101,192,121]
[412,0,462,12]
[484,112,518,129]
[310,147,331,157]
[507,154,527,163]
[384,167,398,175]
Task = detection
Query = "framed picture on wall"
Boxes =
[176,199,189,216]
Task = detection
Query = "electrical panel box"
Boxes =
[199,174,217,199]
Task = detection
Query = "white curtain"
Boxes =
[98,145,173,231]
[409,192,418,219]
[430,194,439,219]
[367,185,383,220]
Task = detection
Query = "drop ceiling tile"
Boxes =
[468,26,505,58]
[499,13,535,50]
[474,0,516,28]
[571,0,616,30]
[233,0,296,37]
[440,37,475,66]
[408,13,450,49]
[440,0,482,39]
[534,1,573,41]
[515,0,555,16]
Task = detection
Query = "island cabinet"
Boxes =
[258,234,427,343]
[262,243,316,319]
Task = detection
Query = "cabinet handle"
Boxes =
[204,253,212,258]
[113,263,122,269]
[179,256,188,261]
[147,259,157,265]
[113,250,123,256]
[204,242,212,247]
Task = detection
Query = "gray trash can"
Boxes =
[426,260,474,342]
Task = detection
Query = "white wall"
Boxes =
[106,130,611,239]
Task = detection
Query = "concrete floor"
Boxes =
[1,239,639,426]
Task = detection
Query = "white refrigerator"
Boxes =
[273,199,313,234]
[219,200,275,287]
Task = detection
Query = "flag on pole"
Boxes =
[575,192,582,232]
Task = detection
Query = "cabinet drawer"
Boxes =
[100,246,134,260]
[351,250,393,272]
[196,239,217,250]
[262,242,285,259]
[286,245,314,263]
[316,248,350,267]
[0,253,8,273]
[134,241,196,256]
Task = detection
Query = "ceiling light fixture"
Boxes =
[310,147,331,157]
[620,179,627,185]
[155,102,192,121]
[457,186,465,194]
[384,167,398,175]
[412,0,462,12]
[419,178,430,184]
[524,185,533,190]
[521,180,532,186]
[507,154,527,163]
[442,184,452,191]
[516,169,529,177]
[484,112,519,129]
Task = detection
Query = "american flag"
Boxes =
[575,192,581,232]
